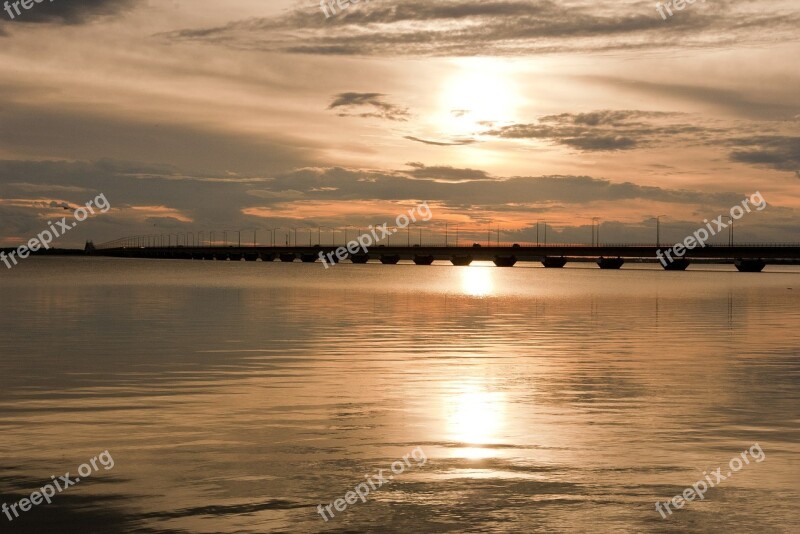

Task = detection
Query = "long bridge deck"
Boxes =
[91,243,800,272]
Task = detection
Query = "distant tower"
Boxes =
[84,240,96,254]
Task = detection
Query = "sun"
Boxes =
[438,59,521,136]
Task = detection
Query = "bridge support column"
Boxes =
[661,258,690,271]
[450,255,473,266]
[542,257,567,268]
[414,254,435,265]
[380,254,401,265]
[493,255,517,267]
[735,259,766,272]
[597,257,624,269]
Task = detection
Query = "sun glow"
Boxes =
[438,60,521,136]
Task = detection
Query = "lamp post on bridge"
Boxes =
[592,217,600,247]
[273,228,289,247]
[648,215,667,248]
[727,216,734,246]
[319,226,335,247]
[262,228,276,247]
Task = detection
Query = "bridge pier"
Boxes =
[542,257,567,268]
[414,254,435,265]
[735,259,766,272]
[597,257,624,269]
[451,255,473,266]
[300,253,318,263]
[350,253,370,264]
[493,255,517,267]
[380,254,401,265]
[661,258,690,271]
[279,253,296,263]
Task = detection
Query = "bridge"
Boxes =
[91,237,800,272]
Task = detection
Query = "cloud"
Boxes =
[258,165,744,208]
[480,110,800,173]
[726,136,800,171]
[402,162,495,183]
[160,0,800,57]
[0,0,137,25]
[0,100,314,175]
[404,136,476,146]
[483,110,702,151]
[9,182,93,193]
[327,92,410,121]
[581,76,800,121]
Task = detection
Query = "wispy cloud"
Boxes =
[160,0,800,57]
[483,110,705,151]
[327,92,410,121]
[0,0,137,26]
[404,136,476,146]
[726,136,800,172]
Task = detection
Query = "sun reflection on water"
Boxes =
[460,266,494,297]
[445,383,507,458]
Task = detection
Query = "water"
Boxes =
[1,258,799,533]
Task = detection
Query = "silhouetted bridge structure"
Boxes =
[92,241,800,272]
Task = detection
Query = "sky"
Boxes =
[0,0,798,247]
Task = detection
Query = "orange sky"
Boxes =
[0,0,798,246]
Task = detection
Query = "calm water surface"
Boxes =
[1,258,799,533]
